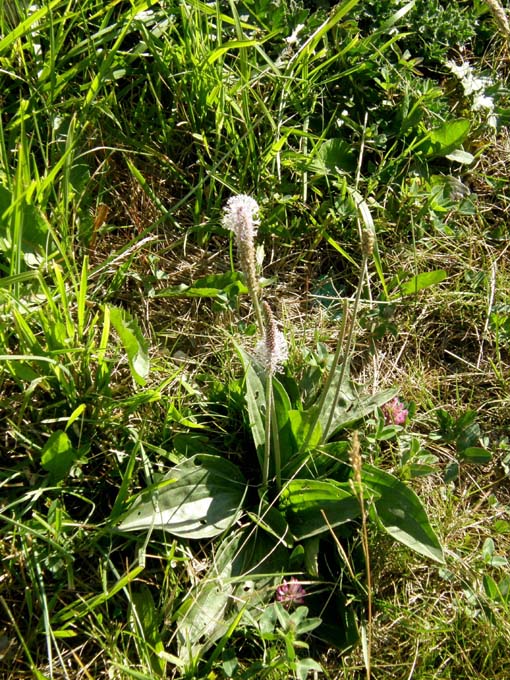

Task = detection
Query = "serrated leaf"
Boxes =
[118,454,246,539]
[109,305,149,385]
[307,138,355,175]
[362,464,444,563]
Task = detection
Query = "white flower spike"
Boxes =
[255,302,289,375]
[222,194,260,246]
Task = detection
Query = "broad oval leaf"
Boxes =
[362,464,444,563]
[280,478,360,540]
[41,430,79,482]
[459,446,492,464]
[424,118,470,157]
[118,454,246,539]
[176,526,289,664]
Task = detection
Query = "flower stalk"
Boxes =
[349,431,372,680]
[299,228,374,453]
[223,195,289,491]
[258,301,288,491]
[323,229,374,442]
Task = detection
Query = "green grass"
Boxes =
[1,0,510,678]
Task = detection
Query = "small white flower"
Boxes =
[487,113,498,129]
[222,194,260,245]
[285,23,305,45]
[446,60,472,81]
[472,93,494,111]
[446,59,496,126]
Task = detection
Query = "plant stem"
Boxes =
[323,252,368,442]
[241,247,264,335]
[271,393,281,491]
[262,373,273,489]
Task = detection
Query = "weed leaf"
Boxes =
[109,305,149,386]
[398,269,447,296]
[118,454,246,539]
[40,430,79,482]
[130,586,166,677]
[458,446,492,464]
[280,478,360,540]
[423,118,470,157]
[316,362,397,438]
[238,348,266,469]
[362,464,444,563]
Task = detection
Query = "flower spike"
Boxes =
[255,302,289,376]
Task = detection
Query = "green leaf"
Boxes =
[130,586,165,677]
[0,184,50,262]
[156,272,248,299]
[221,650,238,677]
[109,305,149,386]
[237,348,266,470]
[362,464,444,563]
[247,502,294,549]
[118,454,246,539]
[41,430,79,482]
[459,446,492,464]
[307,138,355,175]
[408,462,437,478]
[398,270,447,296]
[272,378,298,471]
[282,410,324,477]
[316,363,397,438]
[295,658,323,680]
[280,478,360,540]
[379,0,416,30]
[423,119,470,157]
[445,149,474,164]
[309,587,359,651]
[176,526,288,664]
[289,410,322,451]
[205,38,261,65]
[177,573,233,664]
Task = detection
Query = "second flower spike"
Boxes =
[254,301,289,376]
